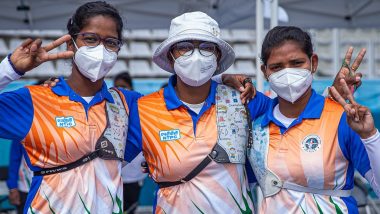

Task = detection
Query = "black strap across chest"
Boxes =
[34,150,100,176]
[156,151,216,188]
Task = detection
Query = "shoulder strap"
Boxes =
[214,84,248,163]
[95,88,129,160]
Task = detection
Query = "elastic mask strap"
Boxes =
[170,52,176,62]
[71,39,80,63]
[72,38,79,50]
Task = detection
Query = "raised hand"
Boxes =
[331,47,365,98]
[10,35,74,73]
[221,74,256,104]
[330,79,376,139]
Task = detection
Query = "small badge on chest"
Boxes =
[301,135,322,152]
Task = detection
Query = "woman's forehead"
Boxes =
[80,15,118,38]
[268,41,308,62]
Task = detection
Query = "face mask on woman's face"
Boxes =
[173,49,217,87]
[73,40,117,82]
[268,59,314,103]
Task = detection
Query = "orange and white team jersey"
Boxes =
[247,90,372,214]
[18,156,33,192]
[0,77,141,213]
[126,77,254,213]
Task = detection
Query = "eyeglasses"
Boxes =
[171,41,217,57]
[75,32,122,52]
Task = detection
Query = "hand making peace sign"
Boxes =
[10,34,74,73]
[330,79,377,139]
[331,47,366,98]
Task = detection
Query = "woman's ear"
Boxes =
[311,54,318,74]
[261,64,269,81]
[67,39,75,52]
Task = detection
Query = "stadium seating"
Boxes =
[108,60,128,77]
[129,59,152,76]
[128,29,152,40]
[235,60,256,76]
[234,43,255,58]
[56,59,72,77]
[152,63,171,77]
[9,38,23,51]
[129,41,151,58]
[224,62,237,74]
[151,29,169,40]
[0,38,8,55]
[118,44,129,58]
[26,61,55,77]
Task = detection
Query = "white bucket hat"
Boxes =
[153,11,235,76]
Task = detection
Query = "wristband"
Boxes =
[7,54,24,76]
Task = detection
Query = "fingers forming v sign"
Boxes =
[41,35,74,61]
[10,34,74,73]
[332,47,366,97]
[329,79,376,139]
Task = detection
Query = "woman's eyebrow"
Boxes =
[268,62,282,67]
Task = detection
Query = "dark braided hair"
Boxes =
[67,1,123,40]
[261,26,313,66]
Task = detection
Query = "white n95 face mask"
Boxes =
[268,67,313,103]
[73,41,117,82]
[173,49,217,87]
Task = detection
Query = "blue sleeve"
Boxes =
[247,91,272,120]
[119,89,143,162]
[0,87,33,141]
[6,140,23,189]
[338,112,371,177]
[245,159,257,184]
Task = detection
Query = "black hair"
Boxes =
[114,72,133,90]
[261,26,313,65]
[67,1,123,40]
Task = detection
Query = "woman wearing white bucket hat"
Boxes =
[125,11,255,213]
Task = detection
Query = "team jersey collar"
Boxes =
[51,76,114,104]
[163,75,217,110]
[261,89,325,128]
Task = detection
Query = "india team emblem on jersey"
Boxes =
[55,116,76,128]
[301,135,322,152]
[159,129,181,141]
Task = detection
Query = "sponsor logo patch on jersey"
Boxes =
[55,116,76,128]
[159,129,181,141]
[301,135,321,152]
